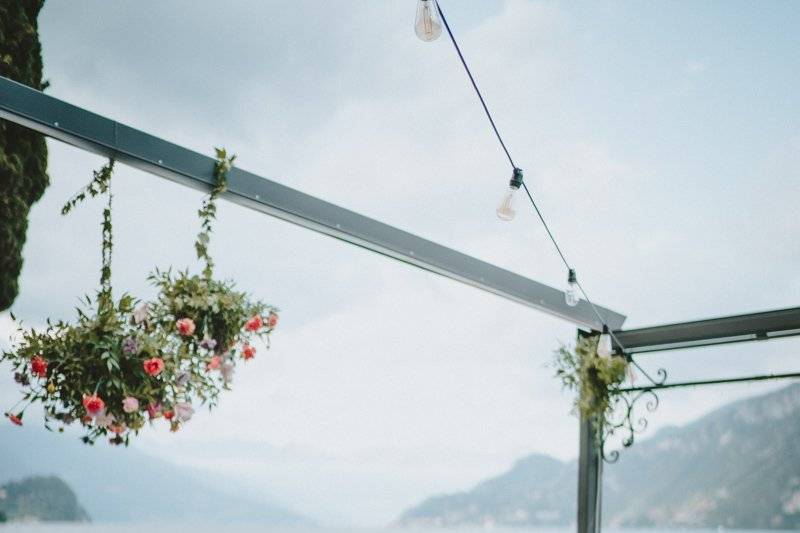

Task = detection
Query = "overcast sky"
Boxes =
[2,0,799,526]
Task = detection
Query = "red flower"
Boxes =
[163,409,174,420]
[143,357,165,377]
[82,394,106,416]
[30,355,48,378]
[207,355,221,371]
[6,413,22,426]
[242,344,256,360]
[175,317,196,337]
[267,313,279,328]
[245,315,263,332]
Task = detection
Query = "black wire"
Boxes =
[435,1,516,170]
[435,0,628,352]
[521,182,570,268]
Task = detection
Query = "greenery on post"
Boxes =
[553,336,628,424]
[0,0,49,311]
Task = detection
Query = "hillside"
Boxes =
[0,476,89,522]
[397,383,800,529]
[0,426,308,525]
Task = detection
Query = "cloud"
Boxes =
[3,0,798,526]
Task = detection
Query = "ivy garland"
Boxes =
[2,149,279,445]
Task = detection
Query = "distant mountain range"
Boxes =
[397,383,800,529]
[0,425,308,525]
[0,475,89,522]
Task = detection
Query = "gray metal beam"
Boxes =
[577,330,602,533]
[577,416,602,533]
[613,307,800,354]
[0,75,626,331]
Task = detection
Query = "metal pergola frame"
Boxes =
[2,75,799,533]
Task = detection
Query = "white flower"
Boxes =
[221,361,235,385]
[132,303,149,324]
[175,370,190,388]
[174,402,194,423]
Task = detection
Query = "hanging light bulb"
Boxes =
[414,0,443,42]
[496,168,524,221]
[565,269,579,307]
[597,325,613,358]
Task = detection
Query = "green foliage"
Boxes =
[2,150,279,445]
[195,147,234,279]
[553,336,628,423]
[0,0,49,311]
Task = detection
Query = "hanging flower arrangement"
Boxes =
[553,336,663,461]
[552,336,628,424]
[2,149,279,445]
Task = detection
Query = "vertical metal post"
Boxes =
[577,330,602,533]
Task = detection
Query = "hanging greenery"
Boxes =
[0,0,49,311]
[552,336,628,425]
[2,149,279,445]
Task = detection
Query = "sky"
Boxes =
[2,0,800,526]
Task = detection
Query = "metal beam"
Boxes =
[0,75,626,331]
[577,330,602,533]
[613,307,800,354]
[618,371,800,393]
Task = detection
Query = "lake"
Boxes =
[0,526,776,533]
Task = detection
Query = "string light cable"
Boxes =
[429,0,632,356]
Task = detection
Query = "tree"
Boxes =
[0,0,49,311]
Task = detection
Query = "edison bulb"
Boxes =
[415,0,442,42]
[597,327,613,358]
[565,269,579,307]
[496,187,518,221]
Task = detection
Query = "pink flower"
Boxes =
[143,357,165,377]
[175,402,194,422]
[176,318,196,337]
[207,355,221,371]
[122,397,139,414]
[95,410,115,428]
[267,312,279,328]
[147,403,162,419]
[245,315,263,332]
[242,344,256,360]
[82,394,106,416]
[30,355,48,378]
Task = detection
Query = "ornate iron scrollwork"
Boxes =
[600,357,667,463]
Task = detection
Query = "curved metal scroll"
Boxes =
[600,358,667,463]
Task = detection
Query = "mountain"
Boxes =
[397,383,800,529]
[0,425,308,525]
[0,475,89,522]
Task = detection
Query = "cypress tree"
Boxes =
[0,0,49,311]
